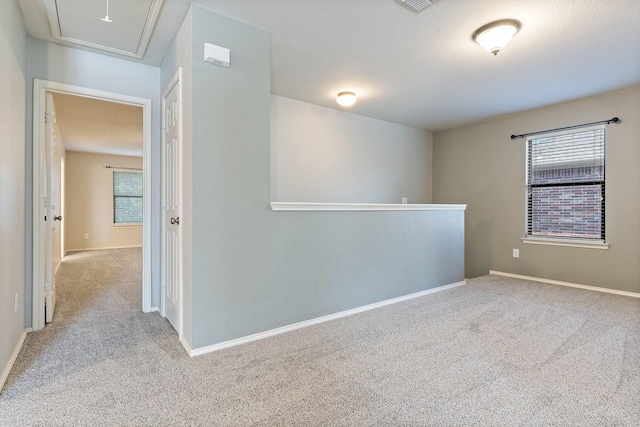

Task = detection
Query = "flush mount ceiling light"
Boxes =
[473,19,521,55]
[336,91,357,107]
[101,0,113,22]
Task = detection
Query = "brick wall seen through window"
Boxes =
[526,128,605,241]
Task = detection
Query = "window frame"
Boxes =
[112,169,143,226]
[522,124,609,249]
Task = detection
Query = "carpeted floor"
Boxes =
[1,248,639,426]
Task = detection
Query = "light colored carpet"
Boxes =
[1,248,639,426]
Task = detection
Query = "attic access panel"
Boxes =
[44,0,163,59]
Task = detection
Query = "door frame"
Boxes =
[32,79,153,330]
[160,68,183,338]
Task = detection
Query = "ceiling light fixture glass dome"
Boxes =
[336,91,357,107]
[473,19,521,55]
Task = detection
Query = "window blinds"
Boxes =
[113,171,143,223]
[526,127,605,241]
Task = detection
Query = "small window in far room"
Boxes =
[113,171,143,224]
[526,126,605,242]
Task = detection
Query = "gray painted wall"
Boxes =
[0,0,27,384]
[433,85,640,293]
[25,39,163,323]
[185,5,464,349]
[271,95,432,204]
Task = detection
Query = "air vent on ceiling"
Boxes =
[395,0,436,13]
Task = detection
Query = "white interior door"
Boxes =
[161,70,182,335]
[44,93,58,323]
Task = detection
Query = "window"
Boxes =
[526,126,605,242]
[113,171,143,224]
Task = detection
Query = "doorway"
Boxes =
[32,79,153,330]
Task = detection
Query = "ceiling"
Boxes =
[19,0,191,64]
[19,0,640,132]
[52,93,143,157]
[43,0,163,59]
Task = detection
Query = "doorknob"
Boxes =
[170,217,180,225]
[54,216,62,221]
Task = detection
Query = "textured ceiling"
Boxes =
[49,0,159,57]
[52,93,143,157]
[194,0,640,131]
[19,0,640,132]
[19,0,191,64]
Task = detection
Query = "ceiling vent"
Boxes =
[395,0,436,13]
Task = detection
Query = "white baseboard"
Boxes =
[1,329,30,393]
[180,336,193,355]
[188,280,466,357]
[64,245,142,255]
[489,271,640,298]
[148,306,159,313]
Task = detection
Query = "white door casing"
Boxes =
[32,79,153,331]
[44,93,57,323]
[161,69,183,336]
[52,100,63,298]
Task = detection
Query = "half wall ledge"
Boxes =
[270,202,467,211]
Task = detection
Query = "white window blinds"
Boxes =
[113,171,143,224]
[526,127,605,241]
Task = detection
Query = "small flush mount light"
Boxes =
[473,19,521,55]
[101,0,113,22]
[336,91,357,107]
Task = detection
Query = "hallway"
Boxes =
[0,248,182,423]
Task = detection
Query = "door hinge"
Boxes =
[45,112,53,124]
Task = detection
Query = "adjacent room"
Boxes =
[1,0,638,424]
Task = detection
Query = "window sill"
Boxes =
[522,237,609,250]
[113,223,142,228]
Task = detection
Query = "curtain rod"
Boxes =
[105,166,142,171]
[510,117,620,140]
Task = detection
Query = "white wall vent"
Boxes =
[395,0,436,13]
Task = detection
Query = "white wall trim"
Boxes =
[522,237,609,250]
[33,79,153,330]
[149,307,160,313]
[270,202,467,212]
[489,271,640,298]
[180,336,192,355]
[64,245,143,255]
[0,329,29,392]
[187,280,466,357]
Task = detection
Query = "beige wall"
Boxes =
[271,95,433,203]
[432,85,640,293]
[65,151,143,252]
